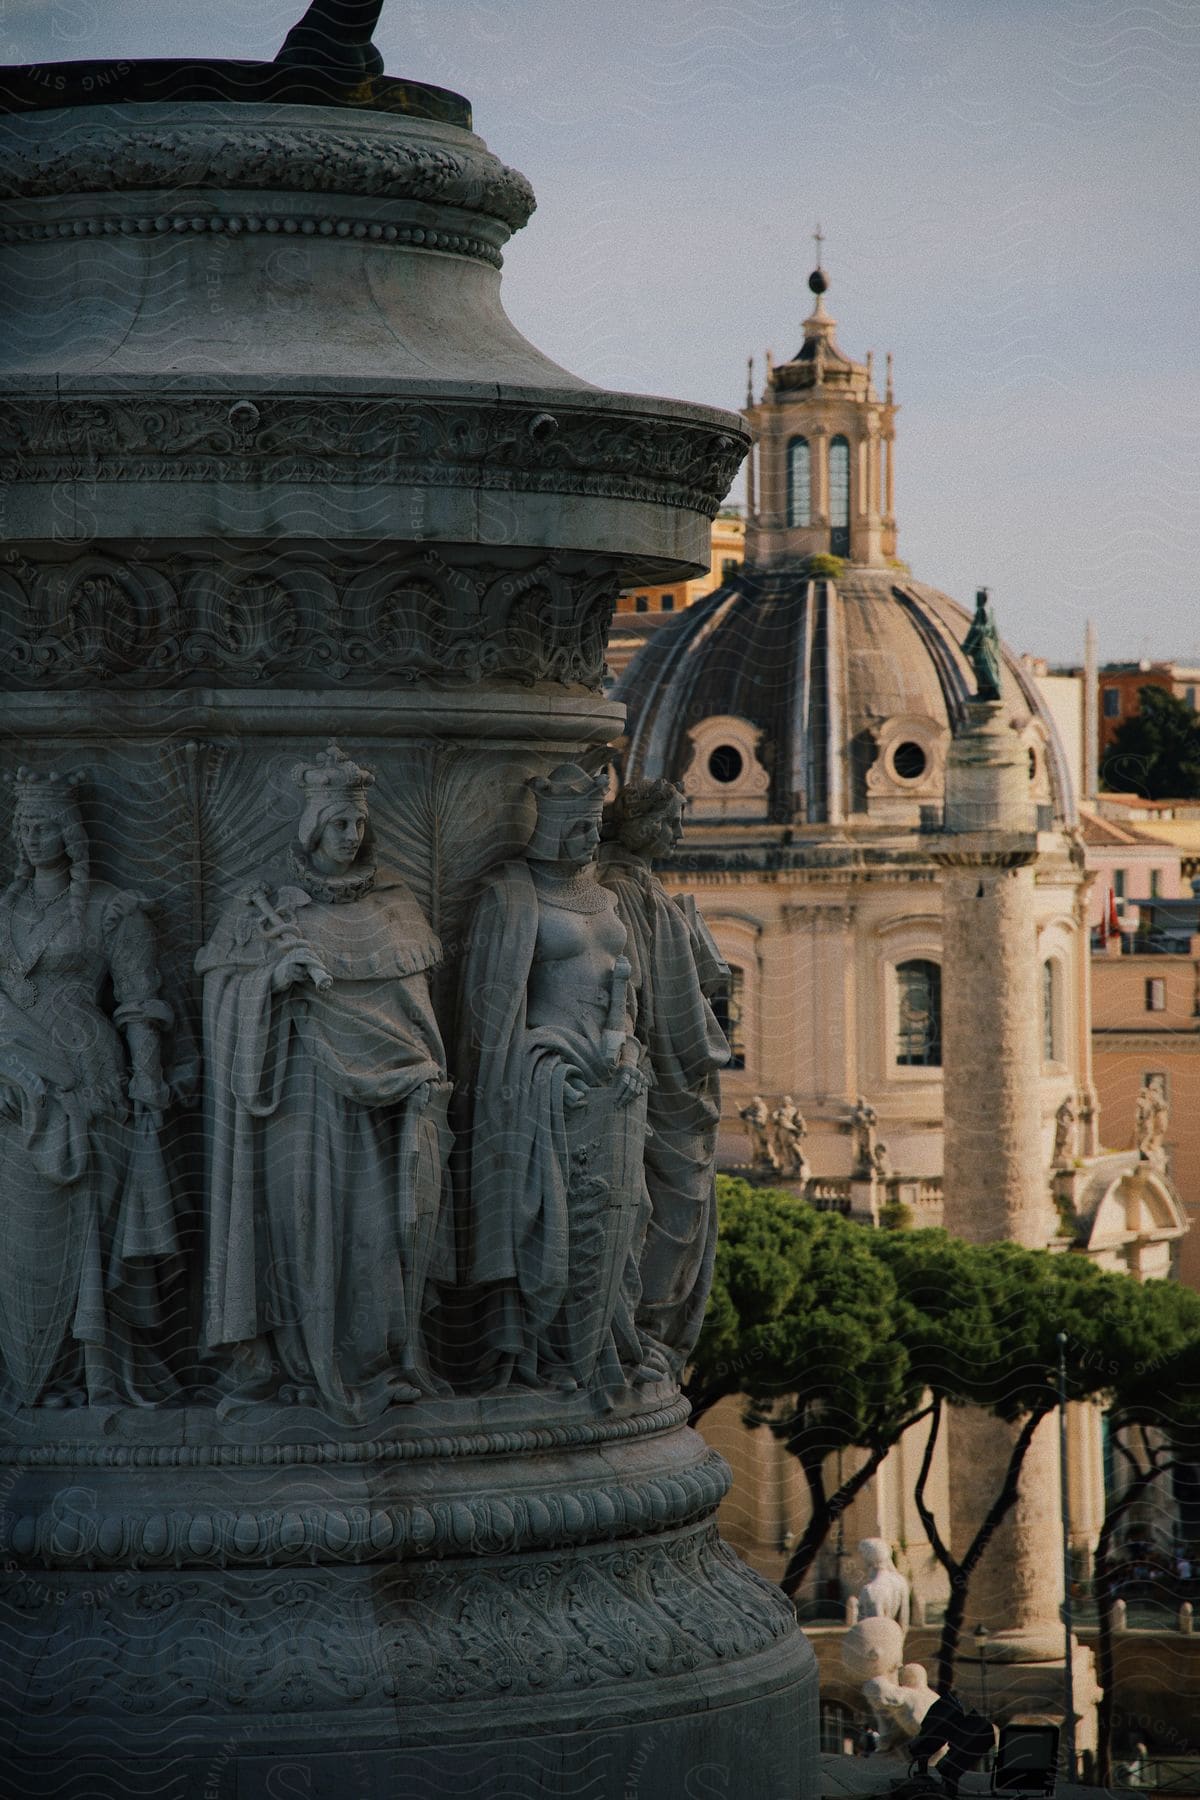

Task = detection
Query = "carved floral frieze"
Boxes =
[0,548,620,689]
[6,1526,795,1717]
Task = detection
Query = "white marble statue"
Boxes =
[598,779,730,1373]
[770,1095,809,1181]
[850,1095,879,1177]
[1134,1082,1168,1162]
[857,1537,911,1631]
[0,768,178,1409]
[458,764,654,1392]
[841,1617,936,1753]
[1053,1094,1077,1167]
[739,1095,778,1173]
[196,744,452,1423]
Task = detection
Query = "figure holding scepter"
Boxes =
[196,744,452,1423]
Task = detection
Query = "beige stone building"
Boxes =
[614,263,1188,1744]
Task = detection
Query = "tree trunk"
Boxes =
[779,1406,934,1600]
[914,1399,1053,1693]
[781,1438,890,1598]
[1094,1435,1169,1786]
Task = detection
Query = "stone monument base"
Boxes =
[0,1392,818,1799]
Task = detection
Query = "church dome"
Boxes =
[615,564,1075,831]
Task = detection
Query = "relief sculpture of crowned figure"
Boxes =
[458,764,659,1395]
[598,779,730,1374]
[196,744,452,1424]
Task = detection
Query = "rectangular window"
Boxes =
[722,558,739,581]
[1114,869,1126,899]
[660,594,675,612]
[1103,688,1120,718]
[1150,869,1162,899]
[896,959,942,1067]
[1187,688,1197,710]
[711,967,746,1070]
[1145,978,1166,1013]
[634,596,648,613]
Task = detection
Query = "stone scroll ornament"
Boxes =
[195,743,453,1424]
[0,768,178,1410]
[597,778,731,1374]
[457,764,660,1394]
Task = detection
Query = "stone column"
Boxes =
[936,703,1064,1655]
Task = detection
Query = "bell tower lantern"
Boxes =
[744,247,898,570]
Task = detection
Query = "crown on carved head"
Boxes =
[291,742,375,798]
[9,765,85,807]
[527,764,607,821]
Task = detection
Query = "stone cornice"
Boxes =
[0,110,536,232]
[0,394,746,521]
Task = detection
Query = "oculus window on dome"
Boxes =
[892,741,927,782]
[829,435,850,557]
[896,958,942,1067]
[708,744,745,784]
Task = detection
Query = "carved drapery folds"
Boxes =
[0,768,180,1410]
[0,760,728,1414]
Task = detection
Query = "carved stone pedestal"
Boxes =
[2,1395,812,1797]
[0,33,815,1799]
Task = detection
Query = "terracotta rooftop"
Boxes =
[1078,808,1175,849]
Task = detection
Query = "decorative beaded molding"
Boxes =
[0,395,746,523]
[0,1396,692,1469]
[0,1448,731,1570]
[0,119,536,231]
[0,211,503,266]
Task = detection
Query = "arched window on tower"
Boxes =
[787,437,811,528]
[1042,958,1064,1064]
[829,434,850,557]
[895,958,941,1067]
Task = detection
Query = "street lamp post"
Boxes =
[1057,1331,1077,1782]
[974,1621,990,1716]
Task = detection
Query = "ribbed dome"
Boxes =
[615,566,1075,830]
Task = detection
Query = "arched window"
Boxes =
[895,959,941,1067]
[1042,958,1065,1063]
[787,437,811,528]
[829,434,850,556]
[711,965,746,1069]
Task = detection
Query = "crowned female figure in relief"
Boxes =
[196,744,451,1423]
[0,768,177,1409]
[458,764,653,1392]
[598,778,730,1373]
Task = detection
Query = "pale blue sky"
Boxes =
[4,0,1199,664]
